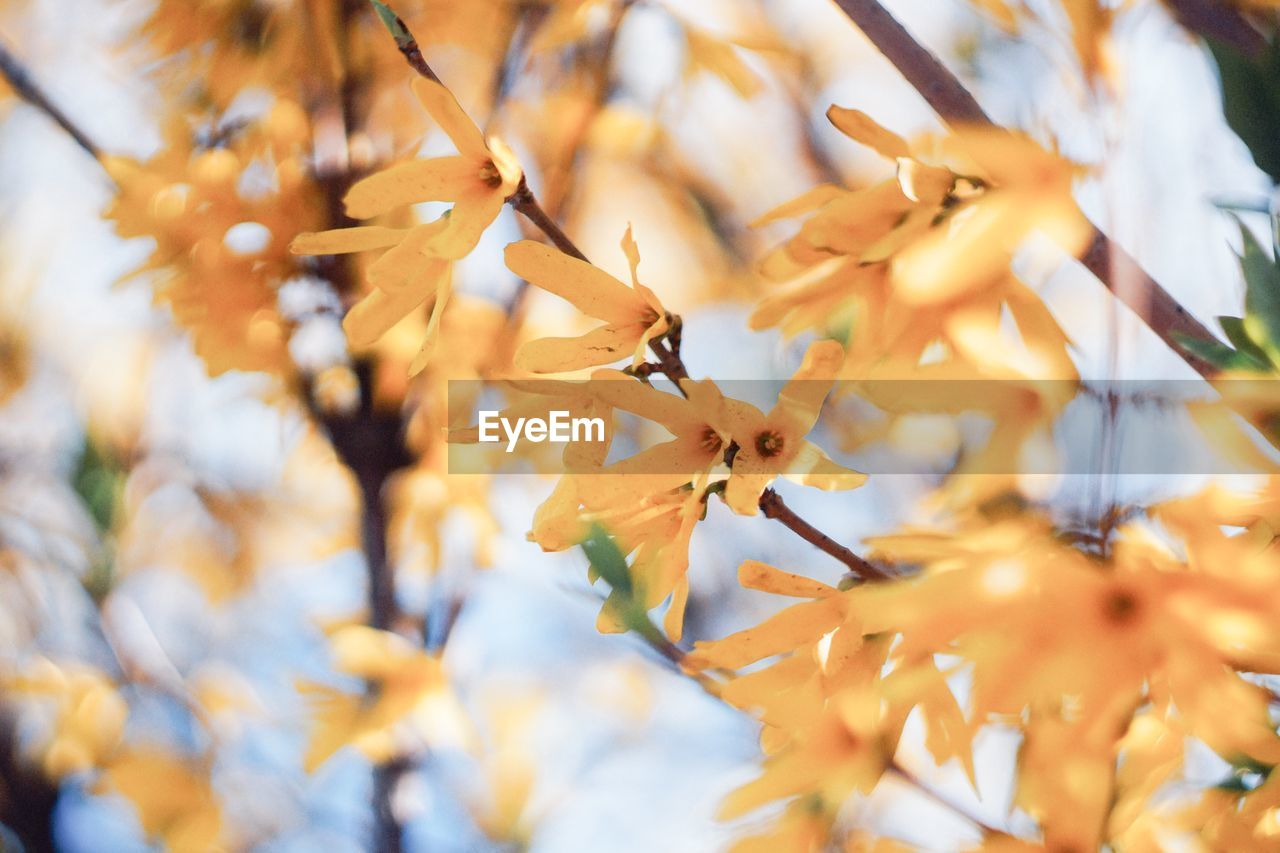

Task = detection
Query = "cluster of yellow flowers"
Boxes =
[8,0,1280,850]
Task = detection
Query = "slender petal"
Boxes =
[515,323,639,373]
[411,77,488,160]
[782,442,867,492]
[738,560,838,598]
[428,190,506,260]
[343,156,476,218]
[505,240,647,325]
[366,221,448,293]
[826,106,910,159]
[290,226,409,255]
[772,339,844,437]
[408,268,454,376]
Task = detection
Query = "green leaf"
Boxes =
[1209,38,1280,183]
[579,524,677,646]
[1220,315,1271,365]
[580,523,632,598]
[1173,332,1268,373]
[1238,222,1280,365]
[369,1,412,47]
[73,440,124,533]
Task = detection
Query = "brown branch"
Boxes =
[508,178,589,261]
[0,711,58,853]
[371,0,441,83]
[0,38,102,160]
[758,488,889,581]
[1162,0,1268,59]
[831,0,1219,379]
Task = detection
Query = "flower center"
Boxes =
[755,430,785,458]
[478,160,503,189]
[699,427,722,455]
[1101,587,1141,626]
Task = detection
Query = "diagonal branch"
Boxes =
[831,0,1219,378]
[759,488,890,581]
[0,38,101,160]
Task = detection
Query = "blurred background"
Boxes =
[0,0,1272,850]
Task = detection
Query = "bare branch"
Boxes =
[0,38,101,160]
[758,488,889,581]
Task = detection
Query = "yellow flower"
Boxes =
[99,749,223,852]
[750,108,1084,384]
[6,659,127,779]
[519,374,732,639]
[343,77,521,258]
[578,370,731,493]
[105,111,323,375]
[293,77,522,371]
[723,340,866,515]
[296,625,450,771]
[293,217,454,374]
[506,228,670,373]
[719,689,893,821]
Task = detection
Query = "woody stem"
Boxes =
[0,38,102,161]
[508,179,589,261]
[831,0,1219,378]
[758,488,888,581]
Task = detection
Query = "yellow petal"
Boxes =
[783,442,868,492]
[290,226,409,255]
[750,185,846,228]
[891,195,1017,304]
[344,156,477,218]
[366,221,448,293]
[772,339,844,436]
[412,77,488,160]
[488,134,524,192]
[724,468,773,516]
[685,28,762,98]
[826,106,910,160]
[343,282,431,349]
[687,597,847,670]
[896,157,954,205]
[621,224,642,286]
[587,371,705,435]
[428,190,506,260]
[505,240,648,325]
[515,324,640,373]
[738,560,837,598]
[408,268,455,376]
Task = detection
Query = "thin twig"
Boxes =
[889,759,1006,839]
[758,488,889,581]
[371,0,441,82]
[508,178,589,261]
[831,0,1219,378]
[0,38,101,160]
